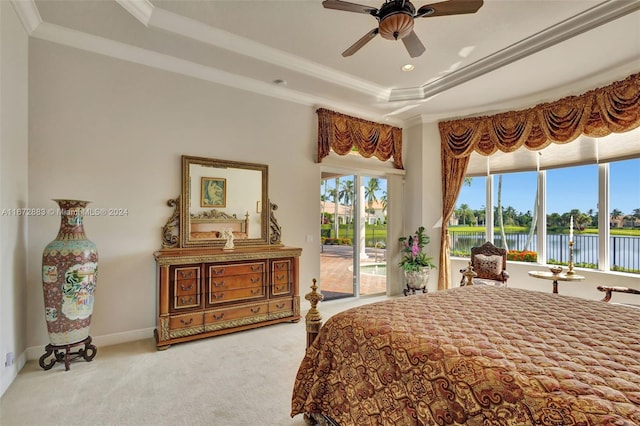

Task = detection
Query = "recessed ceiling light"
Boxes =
[401,64,414,72]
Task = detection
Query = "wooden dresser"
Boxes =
[153,246,302,349]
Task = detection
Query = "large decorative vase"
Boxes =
[39,199,98,370]
[403,266,430,296]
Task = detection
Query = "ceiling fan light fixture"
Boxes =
[379,12,414,40]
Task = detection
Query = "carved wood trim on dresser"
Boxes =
[153,246,302,349]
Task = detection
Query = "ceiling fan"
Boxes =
[322,0,484,58]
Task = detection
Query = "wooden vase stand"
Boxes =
[38,336,97,371]
[404,284,427,296]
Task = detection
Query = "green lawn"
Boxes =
[321,224,388,246]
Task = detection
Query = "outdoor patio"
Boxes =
[319,245,387,299]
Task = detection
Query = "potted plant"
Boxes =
[399,226,436,295]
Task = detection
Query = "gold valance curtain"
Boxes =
[436,72,640,291]
[317,108,404,169]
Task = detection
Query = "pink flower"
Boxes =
[411,239,419,257]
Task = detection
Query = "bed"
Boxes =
[189,209,249,240]
[291,285,640,425]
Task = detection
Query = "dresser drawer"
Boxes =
[204,302,269,325]
[169,312,204,330]
[172,266,200,291]
[271,259,292,296]
[207,272,264,291]
[269,298,293,314]
[207,285,265,305]
[207,262,265,278]
[170,265,202,312]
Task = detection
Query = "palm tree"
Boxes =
[496,175,508,250]
[320,179,330,227]
[364,178,380,222]
[524,187,538,251]
[610,208,623,229]
[380,191,388,220]
[459,203,471,225]
[339,179,355,239]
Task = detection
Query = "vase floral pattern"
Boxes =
[42,200,98,345]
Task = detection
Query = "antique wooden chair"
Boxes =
[597,285,640,307]
[460,241,509,287]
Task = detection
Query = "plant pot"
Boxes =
[403,266,430,296]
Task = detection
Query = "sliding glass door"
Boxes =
[320,172,387,299]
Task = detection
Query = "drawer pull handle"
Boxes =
[276,303,285,309]
[212,268,225,275]
[250,277,261,284]
[212,280,225,288]
[212,313,224,320]
[276,285,287,292]
[179,296,193,305]
[179,271,194,278]
[180,283,193,291]
[251,288,261,295]
[276,274,286,281]
[275,264,285,270]
[250,307,261,314]
[180,318,193,326]
[212,292,225,300]
[251,265,262,272]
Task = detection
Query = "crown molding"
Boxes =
[146,7,387,99]
[388,0,640,102]
[416,59,640,124]
[10,0,42,34]
[115,0,154,26]
[29,21,400,125]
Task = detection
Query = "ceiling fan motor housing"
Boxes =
[378,0,416,40]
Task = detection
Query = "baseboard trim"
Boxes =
[25,327,155,361]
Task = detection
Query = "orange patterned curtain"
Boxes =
[437,72,640,290]
[317,108,404,169]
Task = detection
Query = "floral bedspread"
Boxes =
[291,286,640,425]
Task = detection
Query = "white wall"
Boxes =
[401,121,442,292]
[26,40,319,356]
[0,1,29,396]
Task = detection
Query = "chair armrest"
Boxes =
[501,271,510,280]
[597,285,640,302]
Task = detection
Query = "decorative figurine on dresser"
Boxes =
[154,156,302,349]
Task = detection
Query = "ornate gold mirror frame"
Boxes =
[161,155,282,249]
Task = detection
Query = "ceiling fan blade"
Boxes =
[322,0,378,15]
[416,0,483,18]
[342,28,379,57]
[401,31,426,58]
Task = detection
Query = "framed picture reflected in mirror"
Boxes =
[201,177,226,208]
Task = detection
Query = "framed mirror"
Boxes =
[180,155,268,248]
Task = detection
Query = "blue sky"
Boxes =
[322,159,639,216]
[458,158,640,215]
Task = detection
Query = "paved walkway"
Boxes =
[319,245,387,297]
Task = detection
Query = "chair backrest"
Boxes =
[470,241,507,282]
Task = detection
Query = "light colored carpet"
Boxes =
[0,295,389,426]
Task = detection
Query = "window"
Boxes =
[451,157,639,275]
[609,158,640,273]
[451,176,486,257]
[493,171,538,254]
[546,164,598,269]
